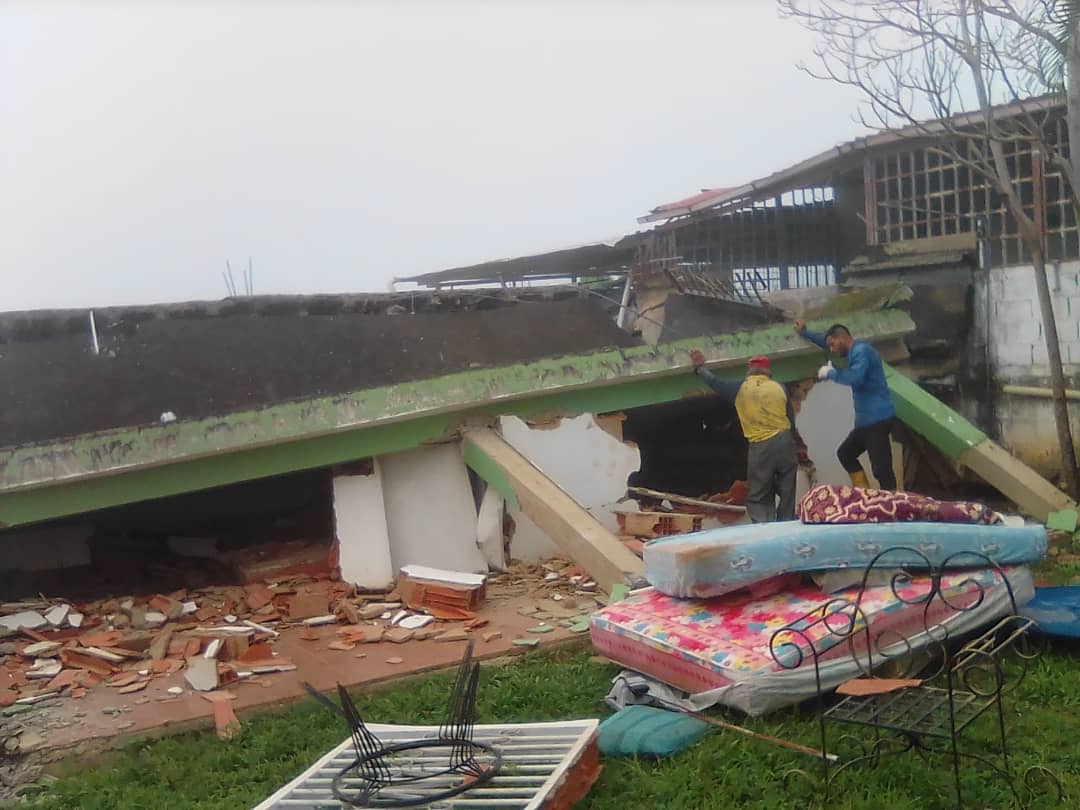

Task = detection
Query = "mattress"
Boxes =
[590,566,1033,716]
[644,520,1046,599]
[1021,586,1080,637]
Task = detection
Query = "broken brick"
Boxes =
[183,639,202,659]
[167,638,189,657]
[210,697,241,740]
[244,585,274,612]
[435,628,469,642]
[79,631,125,649]
[224,635,249,661]
[385,628,414,644]
[117,679,150,695]
[327,640,356,652]
[237,643,274,663]
[359,627,385,644]
[231,541,332,584]
[107,672,143,688]
[149,627,174,661]
[76,670,103,688]
[194,606,219,623]
[149,596,182,622]
[288,592,329,620]
[46,669,80,691]
[113,633,155,654]
[60,649,115,677]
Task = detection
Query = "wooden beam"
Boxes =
[462,428,645,592]
[958,439,1074,523]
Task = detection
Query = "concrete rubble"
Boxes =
[0,549,613,797]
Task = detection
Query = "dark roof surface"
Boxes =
[1,292,639,447]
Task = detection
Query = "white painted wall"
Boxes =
[498,414,641,561]
[379,443,488,574]
[973,260,1080,476]
[0,523,92,572]
[333,464,395,590]
[500,414,640,531]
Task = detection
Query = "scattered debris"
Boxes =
[43,605,71,627]
[0,612,47,632]
[399,565,486,614]
[184,657,219,692]
[26,660,62,680]
[435,628,469,642]
[289,593,329,620]
[22,641,61,658]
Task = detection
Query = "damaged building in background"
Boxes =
[399,93,1080,488]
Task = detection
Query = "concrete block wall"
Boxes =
[980,260,1080,381]
[974,259,1080,478]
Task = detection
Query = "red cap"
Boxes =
[748,356,771,372]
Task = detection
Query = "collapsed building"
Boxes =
[2,93,1079,772]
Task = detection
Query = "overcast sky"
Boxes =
[1,1,863,311]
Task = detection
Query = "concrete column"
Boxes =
[332,462,394,590]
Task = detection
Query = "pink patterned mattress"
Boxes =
[590,568,1023,696]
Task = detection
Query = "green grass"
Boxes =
[18,645,1080,810]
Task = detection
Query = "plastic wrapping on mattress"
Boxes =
[643,520,1046,599]
[591,566,1033,717]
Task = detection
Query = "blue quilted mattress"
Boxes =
[643,520,1048,598]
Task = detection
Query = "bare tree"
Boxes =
[779,0,1080,498]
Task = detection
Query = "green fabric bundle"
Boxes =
[597,705,710,758]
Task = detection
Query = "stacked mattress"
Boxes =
[590,514,1046,716]
[643,520,1047,599]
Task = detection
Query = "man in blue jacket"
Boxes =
[794,320,898,490]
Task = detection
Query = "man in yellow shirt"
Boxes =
[690,350,797,522]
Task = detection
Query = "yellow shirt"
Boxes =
[734,375,791,443]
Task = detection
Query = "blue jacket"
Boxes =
[802,331,895,428]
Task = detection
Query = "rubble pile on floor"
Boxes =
[0,553,604,761]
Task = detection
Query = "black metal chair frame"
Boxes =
[768,546,1062,809]
[302,639,502,807]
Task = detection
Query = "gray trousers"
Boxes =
[746,430,797,523]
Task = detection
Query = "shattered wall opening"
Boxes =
[621,395,748,499]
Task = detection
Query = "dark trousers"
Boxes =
[747,430,797,523]
[838,419,897,490]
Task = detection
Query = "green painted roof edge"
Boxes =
[0,308,915,495]
[886,365,987,458]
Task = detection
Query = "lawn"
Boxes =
[17,643,1080,810]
